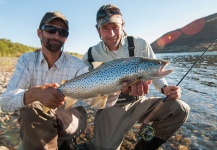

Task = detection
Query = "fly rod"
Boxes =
[163,37,217,102]
[139,37,217,141]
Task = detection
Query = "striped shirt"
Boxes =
[82,36,168,93]
[2,50,89,111]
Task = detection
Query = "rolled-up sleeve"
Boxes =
[2,56,30,111]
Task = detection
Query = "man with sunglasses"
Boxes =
[82,4,190,150]
[2,12,89,149]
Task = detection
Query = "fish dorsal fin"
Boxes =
[92,62,104,69]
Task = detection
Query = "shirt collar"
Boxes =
[38,50,65,70]
[39,50,45,63]
[54,52,65,69]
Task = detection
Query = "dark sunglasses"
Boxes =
[41,25,69,37]
[97,7,122,21]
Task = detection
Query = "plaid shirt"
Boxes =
[2,50,88,111]
[82,36,168,94]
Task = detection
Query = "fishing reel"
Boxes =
[139,124,155,141]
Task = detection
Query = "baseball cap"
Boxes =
[39,12,69,30]
[96,4,123,28]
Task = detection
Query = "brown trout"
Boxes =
[43,57,173,112]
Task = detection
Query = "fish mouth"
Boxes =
[158,61,173,77]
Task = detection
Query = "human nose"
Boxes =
[53,31,61,39]
[108,29,115,37]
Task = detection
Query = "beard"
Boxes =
[42,38,64,52]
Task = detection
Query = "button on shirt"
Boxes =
[82,36,168,97]
[2,50,89,111]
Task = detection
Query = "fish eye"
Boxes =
[157,61,161,65]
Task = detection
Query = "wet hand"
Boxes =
[163,85,181,100]
[121,81,152,96]
[24,83,65,108]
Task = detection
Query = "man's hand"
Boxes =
[121,81,152,96]
[24,83,65,108]
[163,86,181,100]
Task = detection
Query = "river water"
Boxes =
[151,51,217,150]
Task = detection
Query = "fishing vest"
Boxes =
[87,36,139,103]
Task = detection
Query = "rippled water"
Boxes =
[152,51,217,149]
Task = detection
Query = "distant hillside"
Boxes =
[151,13,217,53]
[0,39,82,58]
[0,39,37,57]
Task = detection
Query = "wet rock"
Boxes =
[192,130,199,133]
[125,131,137,143]
[175,134,183,142]
[180,138,191,147]
[0,146,9,150]
[0,118,5,124]
[121,140,135,150]
[178,145,189,150]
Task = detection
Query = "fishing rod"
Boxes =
[139,37,217,141]
[163,37,217,102]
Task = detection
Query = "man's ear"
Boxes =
[121,24,127,36]
[96,27,102,39]
[37,29,42,39]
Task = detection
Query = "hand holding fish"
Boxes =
[121,81,152,96]
[24,83,65,109]
[163,86,181,100]
[41,57,173,112]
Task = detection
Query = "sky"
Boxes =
[1,0,217,55]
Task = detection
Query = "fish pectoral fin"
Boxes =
[91,95,108,109]
[42,106,51,113]
[99,95,108,109]
[127,79,142,87]
[92,62,104,69]
[64,97,78,110]
[107,91,121,102]
[42,97,77,113]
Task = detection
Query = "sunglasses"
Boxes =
[97,7,122,21]
[41,25,69,37]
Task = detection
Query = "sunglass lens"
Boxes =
[97,10,107,20]
[97,8,121,21]
[42,25,68,37]
[46,28,57,34]
[110,9,120,15]
[58,29,69,37]
[43,26,57,34]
